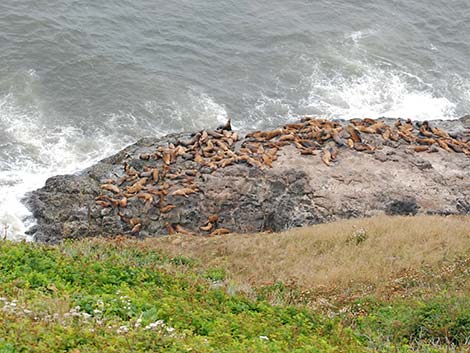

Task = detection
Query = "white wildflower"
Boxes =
[144,320,165,330]
[117,325,129,334]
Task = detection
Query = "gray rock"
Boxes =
[25,117,470,243]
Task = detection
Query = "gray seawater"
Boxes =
[1,0,469,239]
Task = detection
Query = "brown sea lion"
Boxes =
[200,223,214,232]
[207,130,224,139]
[437,139,452,152]
[162,152,171,165]
[419,123,433,137]
[217,119,232,131]
[355,125,376,134]
[166,223,176,235]
[194,153,204,164]
[95,200,111,208]
[431,127,450,139]
[131,223,142,234]
[170,187,199,197]
[415,137,436,145]
[160,204,176,213]
[210,228,231,236]
[448,142,463,153]
[262,154,273,167]
[321,147,332,166]
[137,193,154,203]
[126,178,148,194]
[278,134,296,142]
[382,128,391,141]
[101,184,121,194]
[152,168,160,183]
[413,145,429,152]
[346,125,362,143]
[200,130,209,143]
[175,224,194,236]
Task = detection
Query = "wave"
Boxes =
[0,91,228,241]
[300,64,458,121]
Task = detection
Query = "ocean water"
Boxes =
[1,0,469,240]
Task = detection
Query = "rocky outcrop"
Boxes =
[25,117,470,243]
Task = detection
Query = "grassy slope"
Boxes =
[0,215,469,352]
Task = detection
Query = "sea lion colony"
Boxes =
[95,117,469,236]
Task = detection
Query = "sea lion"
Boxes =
[398,131,415,143]
[126,178,148,194]
[448,142,463,153]
[166,223,176,235]
[300,148,316,155]
[160,204,176,213]
[431,127,450,139]
[137,193,154,203]
[217,119,232,131]
[101,184,121,194]
[413,145,429,152]
[129,218,141,227]
[262,153,273,167]
[382,128,391,141]
[200,130,209,143]
[239,154,263,168]
[278,134,296,142]
[152,168,160,183]
[331,129,346,146]
[321,147,332,166]
[346,125,362,143]
[162,152,171,165]
[175,224,194,236]
[210,228,231,236]
[437,139,452,152]
[117,197,128,208]
[220,157,236,168]
[170,187,199,197]
[207,130,224,139]
[96,200,111,208]
[415,137,436,145]
[200,223,214,231]
[131,223,142,234]
[194,153,204,164]
[354,143,373,152]
[419,124,433,137]
[355,125,376,134]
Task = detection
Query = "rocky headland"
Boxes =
[26,116,470,243]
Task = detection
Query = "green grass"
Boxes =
[0,239,469,352]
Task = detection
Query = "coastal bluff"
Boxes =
[26,117,470,243]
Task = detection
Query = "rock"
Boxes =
[25,117,470,243]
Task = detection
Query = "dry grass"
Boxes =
[142,215,470,303]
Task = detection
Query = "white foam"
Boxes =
[301,64,458,121]
[0,91,228,241]
[0,94,126,240]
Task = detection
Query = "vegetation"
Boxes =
[1,215,469,352]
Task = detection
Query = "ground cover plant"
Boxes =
[1,215,469,352]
